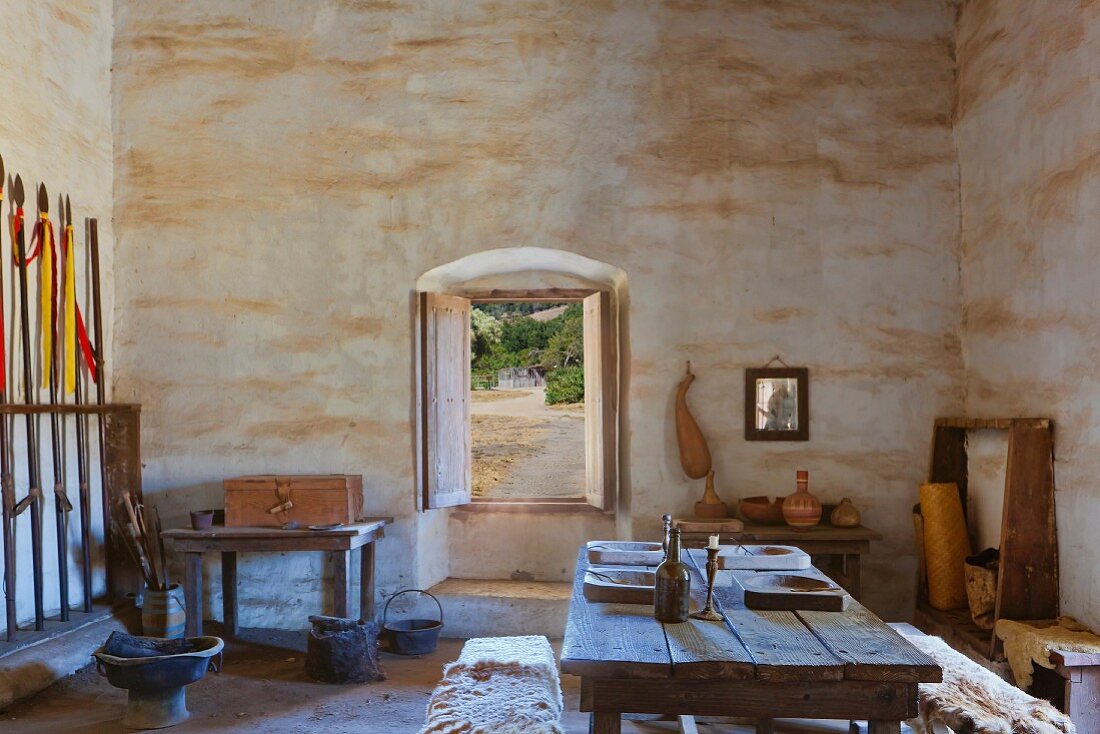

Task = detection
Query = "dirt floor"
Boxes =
[2,628,878,733]
[471,387,585,500]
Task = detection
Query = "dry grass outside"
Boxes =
[471,414,549,497]
[549,402,584,413]
[471,388,535,403]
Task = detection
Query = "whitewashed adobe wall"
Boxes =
[110,0,962,624]
[0,0,115,629]
[956,0,1100,630]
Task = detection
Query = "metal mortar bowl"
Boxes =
[94,633,224,729]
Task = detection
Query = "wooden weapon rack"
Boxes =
[915,417,1058,666]
[0,403,141,657]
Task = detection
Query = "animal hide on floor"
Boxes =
[420,635,564,734]
[903,633,1075,734]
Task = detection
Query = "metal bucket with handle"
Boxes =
[382,589,443,656]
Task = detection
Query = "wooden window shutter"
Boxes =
[583,291,616,511]
[418,293,472,510]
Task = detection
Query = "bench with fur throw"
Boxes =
[420,635,563,734]
[901,633,1075,734]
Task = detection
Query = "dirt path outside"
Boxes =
[471,387,585,499]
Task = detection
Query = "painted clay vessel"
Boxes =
[830,497,861,528]
[782,470,821,532]
[675,362,712,479]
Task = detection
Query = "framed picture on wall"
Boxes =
[744,367,809,441]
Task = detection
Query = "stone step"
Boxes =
[396,578,571,640]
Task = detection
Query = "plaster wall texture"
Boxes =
[111,0,962,625]
[0,0,114,630]
[956,0,1100,630]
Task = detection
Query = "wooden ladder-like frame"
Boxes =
[927,417,1059,660]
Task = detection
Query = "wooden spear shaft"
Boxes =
[36,185,71,622]
[0,155,16,641]
[72,218,93,611]
[13,176,45,630]
[89,219,111,599]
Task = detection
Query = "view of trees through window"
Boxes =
[470,302,584,404]
[469,302,586,501]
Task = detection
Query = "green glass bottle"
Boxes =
[654,528,690,623]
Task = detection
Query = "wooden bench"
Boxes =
[420,635,563,734]
[883,624,1075,734]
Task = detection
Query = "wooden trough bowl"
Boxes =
[583,567,656,605]
[741,573,850,612]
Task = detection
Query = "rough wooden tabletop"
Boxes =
[561,546,940,683]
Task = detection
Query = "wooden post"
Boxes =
[592,712,621,734]
[184,552,202,637]
[333,550,351,618]
[222,552,238,636]
[360,542,376,621]
[867,722,901,734]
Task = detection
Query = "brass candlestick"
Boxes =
[690,547,724,621]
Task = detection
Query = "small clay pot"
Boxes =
[190,510,214,531]
[830,498,861,528]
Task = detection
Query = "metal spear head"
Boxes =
[13,175,23,206]
[65,195,71,227]
[0,153,4,183]
[38,183,48,213]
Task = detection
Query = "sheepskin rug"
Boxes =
[902,633,1075,734]
[419,635,564,734]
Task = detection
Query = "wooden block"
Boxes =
[224,474,364,528]
[674,517,745,534]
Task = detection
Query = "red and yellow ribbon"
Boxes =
[63,223,76,393]
[35,213,56,388]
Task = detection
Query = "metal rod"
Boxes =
[89,218,111,599]
[41,185,71,622]
[0,155,17,641]
[13,176,45,630]
[71,200,93,613]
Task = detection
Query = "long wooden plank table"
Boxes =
[162,518,390,637]
[561,545,940,733]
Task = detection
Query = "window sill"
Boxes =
[457,499,608,515]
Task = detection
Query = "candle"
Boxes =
[708,534,720,550]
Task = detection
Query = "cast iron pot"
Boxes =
[94,634,224,729]
[381,589,443,655]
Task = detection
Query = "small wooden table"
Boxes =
[674,519,882,600]
[562,545,940,733]
[162,518,391,637]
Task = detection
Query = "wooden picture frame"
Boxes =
[744,367,809,441]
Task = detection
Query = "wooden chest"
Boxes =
[224,475,364,528]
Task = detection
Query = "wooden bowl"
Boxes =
[738,496,785,525]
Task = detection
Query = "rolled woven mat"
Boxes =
[919,482,971,611]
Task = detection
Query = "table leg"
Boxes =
[846,553,862,600]
[222,552,238,637]
[333,549,351,618]
[867,722,900,734]
[755,720,774,734]
[677,715,699,734]
[591,712,621,734]
[360,542,376,621]
[184,552,203,637]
